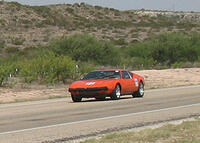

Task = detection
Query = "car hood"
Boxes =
[69,79,117,89]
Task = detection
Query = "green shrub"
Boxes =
[32,6,52,18]
[20,19,31,25]
[0,65,9,86]
[18,46,48,59]
[114,38,128,46]
[172,62,185,68]
[49,34,120,65]
[4,47,20,54]
[0,19,6,26]
[20,53,76,84]
[0,39,5,51]
[94,5,103,10]
[150,33,198,65]
[12,37,25,45]
[66,7,74,14]
[0,63,19,86]
[125,32,200,68]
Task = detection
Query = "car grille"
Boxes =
[69,87,108,92]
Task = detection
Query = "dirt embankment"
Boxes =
[0,68,200,103]
[134,68,200,89]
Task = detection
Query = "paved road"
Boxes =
[0,85,200,143]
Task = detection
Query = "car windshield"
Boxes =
[83,71,121,80]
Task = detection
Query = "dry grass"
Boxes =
[82,118,200,143]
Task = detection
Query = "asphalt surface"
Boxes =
[0,85,200,143]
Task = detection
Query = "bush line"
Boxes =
[0,32,200,86]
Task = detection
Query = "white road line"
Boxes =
[1,85,200,108]
[146,85,200,92]
[0,103,200,135]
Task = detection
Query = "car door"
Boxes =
[128,71,138,92]
[121,71,134,93]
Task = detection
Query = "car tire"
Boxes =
[132,82,144,98]
[71,94,82,102]
[111,85,121,100]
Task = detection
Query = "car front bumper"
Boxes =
[69,87,111,97]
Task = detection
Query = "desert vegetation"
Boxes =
[0,32,200,86]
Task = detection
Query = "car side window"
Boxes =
[122,71,131,79]
[128,71,133,78]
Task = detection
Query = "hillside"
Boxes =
[0,1,200,48]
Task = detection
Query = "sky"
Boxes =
[5,0,200,12]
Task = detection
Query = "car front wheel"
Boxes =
[111,85,121,100]
[71,94,82,102]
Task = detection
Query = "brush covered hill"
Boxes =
[0,1,200,48]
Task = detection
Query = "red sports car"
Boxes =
[69,69,145,102]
